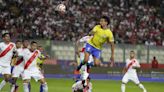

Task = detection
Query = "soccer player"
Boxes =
[11,40,24,92]
[0,33,16,91]
[22,41,48,92]
[75,36,94,68]
[76,16,115,71]
[37,45,49,72]
[22,39,29,49]
[121,51,147,92]
[72,77,92,92]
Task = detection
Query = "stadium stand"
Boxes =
[0,0,163,46]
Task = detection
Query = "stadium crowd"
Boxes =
[0,0,163,46]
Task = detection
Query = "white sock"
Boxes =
[121,83,126,92]
[23,83,29,92]
[42,83,48,92]
[11,84,16,92]
[138,83,147,92]
[0,80,6,90]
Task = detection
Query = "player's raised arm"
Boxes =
[107,31,115,67]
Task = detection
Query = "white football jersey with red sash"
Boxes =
[0,42,16,66]
[15,48,26,67]
[22,49,41,71]
[122,58,141,84]
[125,58,140,74]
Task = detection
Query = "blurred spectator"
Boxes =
[151,56,158,69]
[0,0,163,46]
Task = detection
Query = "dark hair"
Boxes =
[101,16,110,25]
[130,50,135,53]
[22,39,29,42]
[31,41,37,45]
[87,76,91,81]
[2,33,10,38]
[16,40,22,43]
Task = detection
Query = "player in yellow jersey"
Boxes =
[37,45,49,72]
[76,16,115,72]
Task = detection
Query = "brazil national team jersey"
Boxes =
[88,25,114,49]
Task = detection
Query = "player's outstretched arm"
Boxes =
[109,41,115,67]
[122,67,127,74]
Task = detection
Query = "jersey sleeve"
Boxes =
[79,36,91,43]
[79,36,88,43]
[91,25,99,33]
[107,30,114,42]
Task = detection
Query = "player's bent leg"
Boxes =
[121,75,128,92]
[10,77,19,92]
[93,57,101,66]
[0,74,11,90]
[76,52,90,72]
[121,82,126,92]
[39,78,48,92]
[132,76,147,92]
[92,48,101,66]
[136,83,147,92]
[23,80,30,92]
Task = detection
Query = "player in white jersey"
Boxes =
[75,36,94,74]
[121,51,147,92]
[73,36,93,92]
[11,40,24,92]
[76,36,93,65]
[22,41,48,92]
[0,33,16,91]
[72,77,92,92]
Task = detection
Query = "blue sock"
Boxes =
[40,84,43,92]
[28,83,31,92]
[11,66,14,74]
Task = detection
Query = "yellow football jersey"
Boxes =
[88,25,114,49]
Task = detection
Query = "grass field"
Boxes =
[0,78,164,92]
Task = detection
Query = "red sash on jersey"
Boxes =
[80,48,85,52]
[126,59,136,72]
[0,43,14,58]
[24,51,39,69]
[16,57,23,65]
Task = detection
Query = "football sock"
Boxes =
[0,80,6,90]
[11,84,18,92]
[40,83,48,92]
[77,62,86,71]
[23,83,29,92]
[121,83,125,92]
[138,83,147,92]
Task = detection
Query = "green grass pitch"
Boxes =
[0,78,164,92]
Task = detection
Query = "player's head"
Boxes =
[87,76,91,82]
[38,45,44,52]
[130,50,135,59]
[100,16,110,27]
[30,41,38,51]
[2,33,10,42]
[22,39,29,48]
[16,40,22,48]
